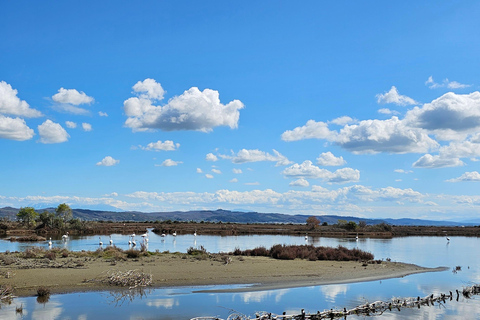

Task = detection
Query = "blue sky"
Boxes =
[2,1,480,221]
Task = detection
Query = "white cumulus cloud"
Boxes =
[160,159,182,167]
[124,79,244,132]
[282,161,360,184]
[219,149,291,166]
[82,123,92,132]
[412,154,464,168]
[65,121,77,129]
[446,171,480,182]
[376,86,418,106]
[335,117,438,154]
[212,168,222,174]
[141,140,180,151]
[96,156,119,166]
[0,115,35,141]
[405,91,480,140]
[196,168,203,173]
[316,152,346,166]
[38,120,69,144]
[281,120,332,141]
[0,81,43,117]
[206,153,218,161]
[232,168,243,174]
[289,178,310,187]
[205,174,214,179]
[52,87,94,105]
[132,78,165,100]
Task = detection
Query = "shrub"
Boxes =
[37,286,50,297]
[44,251,56,261]
[125,249,140,259]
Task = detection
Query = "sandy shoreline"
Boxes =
[0,252,446,297]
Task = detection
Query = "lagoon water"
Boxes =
[0,233,479,319]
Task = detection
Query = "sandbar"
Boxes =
[0,253,446,297]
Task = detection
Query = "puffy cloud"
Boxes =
[0,81,42,117]
[376,86,418,106]
[281,120,333,141]
[412,154,464,168]
[212,168,222,174]
[425,76,471,89]
[378,108,400,115]
[0,115,35,141]
[206,153,218,161]
[96,156,120,166]
[82,123,92,132]
[52,88,94,105]
[282,161,360,184]
[316,152,346,166]
[98,111,108,117]
[446,171,480,182]
[219,149,291,166]
[289,178,310,187]
[196,168,203,173]
[141,140,180,151]
[65,121,77,128]
[205,174,214,179]
[230,178,238,183]
[159,159,182,167]
[124,79,244,132]
[132,78,165,100]
[335,117,438,154]
[405,91,480,139]
[232,168,243,174]
[330,116,356,126]
[38,120,69,144]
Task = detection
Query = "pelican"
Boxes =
[48,237,52,246]
[99,237,103,246]
[109,235,113,246]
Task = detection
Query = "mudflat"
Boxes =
[0,252,445,297]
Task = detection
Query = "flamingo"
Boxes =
[109,235,113,246]
[193,230,197,237]
[99,237,103,247]
[173,231,177,237]
[62,232,69,242]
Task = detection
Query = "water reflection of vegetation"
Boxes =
[107,287,152,306]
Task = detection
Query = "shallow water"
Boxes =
[1,235,479,319]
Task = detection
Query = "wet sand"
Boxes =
[0,253,446,297]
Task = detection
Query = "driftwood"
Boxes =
[191,284,480,320]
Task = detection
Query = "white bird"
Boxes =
[99,237,103,246]
[132,238,136,247]
[194,230,197,237]
[356,234,359,241]
[48,237,52,246]
[304,234,308,241]
[62,232,69,242]
[109,235,113,246]
[447,237,450,241]
[173,231,177,237]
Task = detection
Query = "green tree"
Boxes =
[38,211,55,228]
[55,203,72,223]
[17,207,38,227]
[306,216,320,230]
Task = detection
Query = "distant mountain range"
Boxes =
[0,207,473,227]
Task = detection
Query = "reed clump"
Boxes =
[232,244,374,261]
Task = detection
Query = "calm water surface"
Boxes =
[0,234,479,319]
